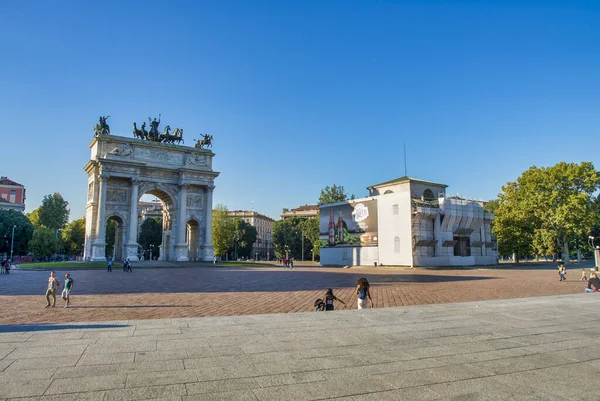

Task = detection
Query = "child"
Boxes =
[581,269,588,282]
[558,264,564,281]
[324,288,346,311]
[355,278,374,309]
[61,273,74,308]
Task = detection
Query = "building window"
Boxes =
[453,236,471,256]
[10,190,16,195]
[423,189,435,201]
[394,236,400,253]
[392,204,399,215]
[384,190,393,195]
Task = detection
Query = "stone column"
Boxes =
[90,174,108,261]
[125,179,140,261]
[174,183,189,261]
[201,184,215,261]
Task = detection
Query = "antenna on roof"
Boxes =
[403,142,408,176]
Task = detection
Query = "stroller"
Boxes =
[314,298,325,312]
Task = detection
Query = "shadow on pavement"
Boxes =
[0,268,497,295]
[0,323,128,333]
[70,305,193,309]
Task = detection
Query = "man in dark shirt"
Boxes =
[586,272,600,293]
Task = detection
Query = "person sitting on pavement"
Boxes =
[586,272,600,293]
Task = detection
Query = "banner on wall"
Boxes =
[319,199,378,247]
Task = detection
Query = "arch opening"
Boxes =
[105,215,125,261]
[186,219,201,261]
[138,191,174,261]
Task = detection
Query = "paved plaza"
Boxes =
[0,294,599,400]
[0,263,593,324]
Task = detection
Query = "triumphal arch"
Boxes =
[83,116,219,262]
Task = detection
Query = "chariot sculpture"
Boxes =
[132,114,184,144]
[93,116,110,136]
[195,134,213,149]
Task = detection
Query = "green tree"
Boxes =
[493,162,600,262]
[212,204,235,258]
[61,217,86,255]
[231,218,257,258]
[138,218,163,257]
[38,193,70,230]
[272,217,305,259]
[493,182,534,261]
[29,227,59,258]
[0,209,35,256]
[26,208,41,229]
[318,185,353,205]
[299,217,320,260]
[105,220,117,257]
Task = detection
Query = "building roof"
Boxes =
[289,204,319,211]
[367,176,448,190]
[228,210,276,222]
[0,177,24,186]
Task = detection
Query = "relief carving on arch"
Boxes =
[107,189,127,203]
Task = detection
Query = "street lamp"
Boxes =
[234,231,239,261]
[9,225,16,264]
[589,236,598,270]
[301,230,304,262]
[284,245,289,261]
[311,248,314,262]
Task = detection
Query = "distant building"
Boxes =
[281,204,319,220]
[320,176,497,267]
[227,210,275,259]
[0,177,26,213]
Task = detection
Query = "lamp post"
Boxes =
[301,230,304,262]
[284,245,289,262]
[311,248,314,262]
[589,236,598,270]
[234,231,239,261]
[9,225,16,264]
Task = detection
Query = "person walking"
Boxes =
[61,273,74,308]
[107,258,113,272]
[324,288,346,311]
[45,271,60,308]
[355,277,374,309]
[558,263,564,281]
[581,269,588,282]
[125,258,132,272]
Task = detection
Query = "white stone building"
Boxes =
[320,176,497,267]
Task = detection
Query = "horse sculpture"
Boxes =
[172,128,184,144]
[133,122,145,140]
[158,125,171,142]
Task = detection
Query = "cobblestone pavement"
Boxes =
[0,294,598,400]
[0,264,593,324]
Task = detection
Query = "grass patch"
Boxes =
[17,262,107,269]
[216,261,272,267]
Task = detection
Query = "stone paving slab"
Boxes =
[1,294,600,400]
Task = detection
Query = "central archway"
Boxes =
[137,185,177,262]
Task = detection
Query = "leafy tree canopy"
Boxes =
[138,218,162,258]
[29,227,59,258]
[61,217,86,255]
[212,204,234,258]
[493,162,600,261]
[0,209,35,256]
[38,193,70,230]
[318,185,353,205]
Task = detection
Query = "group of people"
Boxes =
[106,258,132,272]
[558,263,600,293]
[0,258,10,274]
[282,258,294,268]
[315,277,374,311]
[45,271,74,308]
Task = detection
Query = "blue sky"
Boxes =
[1,0,599,220]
